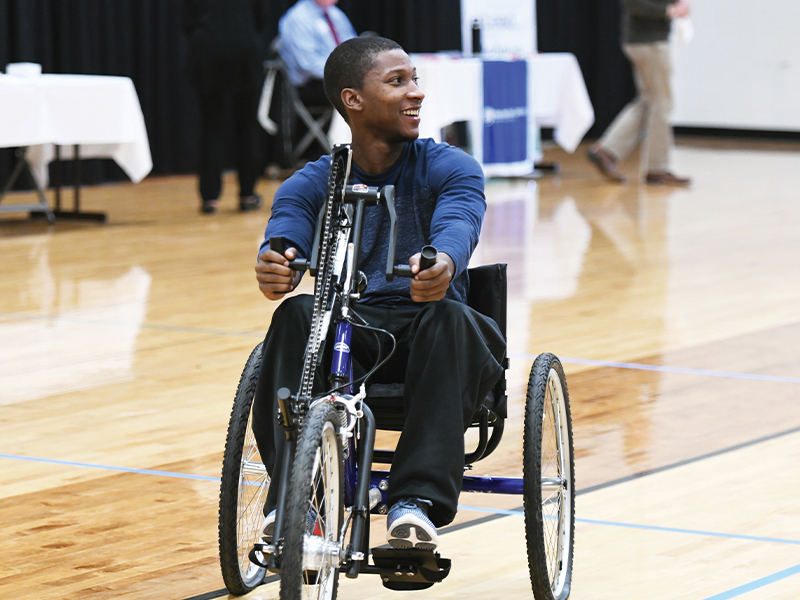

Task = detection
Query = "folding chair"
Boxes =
[258,38,333,169]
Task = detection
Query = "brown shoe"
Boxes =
[646,172,691,187]
[587,145,628,183]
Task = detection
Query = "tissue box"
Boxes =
[6,62,43,77]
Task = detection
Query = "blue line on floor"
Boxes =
[0,453,220,482]
[509,353,800,384]
[575,517,800,546]
[701,563,800,599]
[455,506,800,546]
[3,453,800,547]
[4,311,799,384]
[0,311,263,339]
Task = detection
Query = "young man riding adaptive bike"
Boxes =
[252,36,506,552]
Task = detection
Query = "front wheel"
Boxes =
[523,353,575,600]
[218,342,269,595]
[279,402,344,600]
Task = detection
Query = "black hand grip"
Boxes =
[269,236,308,272]
[269,237,287,256]
[392,245,438,278]
[419,245,438,271]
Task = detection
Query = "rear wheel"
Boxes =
[219,342,270,595]
[523,353,575,600]
[279,402,344,600]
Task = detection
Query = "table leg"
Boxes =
[534,161,561,174]
[49,144,107,223]
[55,145,62,212]
[0,147,56,224]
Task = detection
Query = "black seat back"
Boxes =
[466,263,507,339]
[367,263,508,429]
[466,263,508,419]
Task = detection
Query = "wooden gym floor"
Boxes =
[1,138,799,599]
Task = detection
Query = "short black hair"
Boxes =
[324,36,404,122]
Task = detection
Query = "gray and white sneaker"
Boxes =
[249,509,276,569]
[261,509,276,543]
[386,499,438,551]
[259,508,318,543]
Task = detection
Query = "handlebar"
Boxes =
[391,245,438,278]
[269,183,438,280]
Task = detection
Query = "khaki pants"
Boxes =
[599,42,673,173]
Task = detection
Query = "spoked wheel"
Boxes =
[280,402,344,600]
[218,342,271,595]
[523,353,575,600]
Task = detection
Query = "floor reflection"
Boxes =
[479,179,592,301]
[0,242,150,405]
[480,181,676,478]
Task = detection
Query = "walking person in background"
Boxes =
[588,0,692,186]
[184,0,267,214]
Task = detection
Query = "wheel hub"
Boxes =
[302,534,341,572]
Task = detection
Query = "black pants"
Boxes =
[197,86,260,202]
[251,295,505,527]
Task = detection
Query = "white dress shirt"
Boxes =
[278,0,357,87]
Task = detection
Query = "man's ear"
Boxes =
[341,88,362,113]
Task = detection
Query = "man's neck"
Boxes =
[351,137,406,175]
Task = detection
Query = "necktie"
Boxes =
[323,11,341,46]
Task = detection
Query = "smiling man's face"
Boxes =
[357,49,425,143]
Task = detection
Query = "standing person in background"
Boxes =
[184,0,267,214]
[588,0,692,186]
[278,0,357,108]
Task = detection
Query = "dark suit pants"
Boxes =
[197,86,260,201]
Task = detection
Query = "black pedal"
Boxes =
[371,548,451,591]
[248,543,270,569]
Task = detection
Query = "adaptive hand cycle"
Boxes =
[217,144,575,600]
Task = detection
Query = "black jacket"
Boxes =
[184,0,268,95]
[621,0,673,45]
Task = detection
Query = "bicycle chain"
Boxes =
[297,153,345,412]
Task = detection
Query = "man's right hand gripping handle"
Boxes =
[255,236,304,300]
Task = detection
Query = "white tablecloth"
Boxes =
[329,53,594,176]
[0,73,152,187]
[526,54,596,153]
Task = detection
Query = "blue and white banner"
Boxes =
[482,60,528,166]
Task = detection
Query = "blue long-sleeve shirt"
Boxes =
[261,139,486,307]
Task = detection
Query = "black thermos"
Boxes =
[471,19,481,54]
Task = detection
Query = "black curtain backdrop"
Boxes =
[536,0,635,138]
[0,0,628,186]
